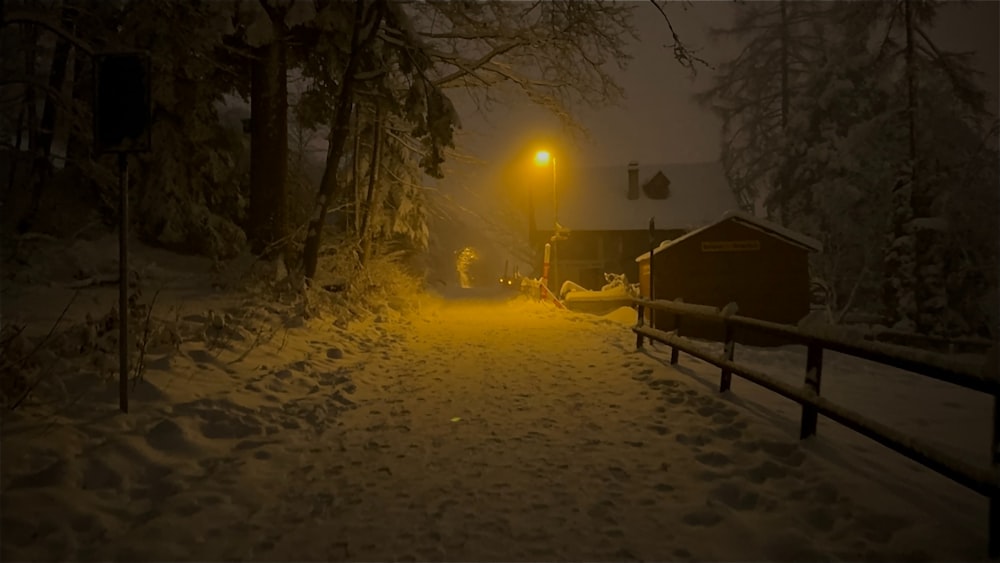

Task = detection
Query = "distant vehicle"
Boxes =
[498,259,522,289]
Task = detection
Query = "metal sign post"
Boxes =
[117,153,128,413]
[648,217,656,300]
[94,52,151,414]
[542,243,551,289]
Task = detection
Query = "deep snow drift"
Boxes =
[0,238,993,561]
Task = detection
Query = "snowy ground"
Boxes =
[1,239,994,561]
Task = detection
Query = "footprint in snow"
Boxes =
[757,439,806,467]
[647,424,670,436]
[681,508,723,527]
[675,433,711,447]
[146,419,199,453]
[648,377,679,388]
[744,459,790,483]
[712,425,743,440]
[694,451,731,468]
[804,506,838,532]
[709,482,760,511]
[608,466,630,481]
[673,547,693,558]
[187,349,216,364]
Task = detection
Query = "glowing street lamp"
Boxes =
[533,150,557,223]
[534,149,559,292]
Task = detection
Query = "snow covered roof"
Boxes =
[635,209,823,262]
[533,161,738,232]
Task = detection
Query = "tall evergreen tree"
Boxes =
[697,1,829,215]
[701,0,995,335]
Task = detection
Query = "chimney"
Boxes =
[627,161,639,200]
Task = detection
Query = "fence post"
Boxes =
[636,303,645,349]
[719,320,735,393]
[983,343,999,558]
[990,393,998,558]
[670,313,681,364]
[800,342,824,439]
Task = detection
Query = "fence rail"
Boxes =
[863,328,995,355]
[630,297,1000,557]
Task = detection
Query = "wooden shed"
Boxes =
[636,211,822,346]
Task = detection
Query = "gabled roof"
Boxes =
[533,161,738,232]
[635,210,823,262]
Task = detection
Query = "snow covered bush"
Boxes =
[352,250,424,317]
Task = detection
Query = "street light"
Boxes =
[533,150,557,223]
[534,149,559,293]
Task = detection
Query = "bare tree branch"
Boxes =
[648,0,713,74]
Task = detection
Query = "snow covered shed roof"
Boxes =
[532,161,738,232]
[635,210,823,262]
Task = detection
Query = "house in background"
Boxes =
[531,160,737,290]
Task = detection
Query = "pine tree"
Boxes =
[866,0,992,333]
[697,1,830,216]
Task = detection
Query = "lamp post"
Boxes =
[534,150,558,292]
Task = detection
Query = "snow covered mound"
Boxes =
[603,305,640,325]
[563,283,632,302]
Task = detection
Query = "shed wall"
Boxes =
[641,219,811,346]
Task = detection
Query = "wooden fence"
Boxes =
[862,328,995,355]
[631,297,1000,558]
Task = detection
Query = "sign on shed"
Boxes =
[700,240,761,252]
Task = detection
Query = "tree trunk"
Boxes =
[903,0,945,334]
[66,42,92,176]
[360,103,383,263]
[904,0,918,175]
[5,105,26,200]
[18,4,76,233]
[23,23,39,164]
[352,103,362,236]
[248,14,289,258]
[777,0,790,224]
[883,0,920,331]
[302,0,384,280]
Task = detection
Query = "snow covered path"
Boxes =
[1,291,989,561]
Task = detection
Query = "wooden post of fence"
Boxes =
[800,342,824,439]
[671,309,681,364]
[647,217,656,331]
[990,393,998,558]
[984,344,999,558]
[990,387,999,558]
[636,303,645,349]
[719,320,735,393]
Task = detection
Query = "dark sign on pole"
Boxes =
[94,52,151,154]
[93,52,151,413]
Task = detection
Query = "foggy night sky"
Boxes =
[435,1,999,216]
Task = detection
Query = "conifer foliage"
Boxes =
[701,0,997,337]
